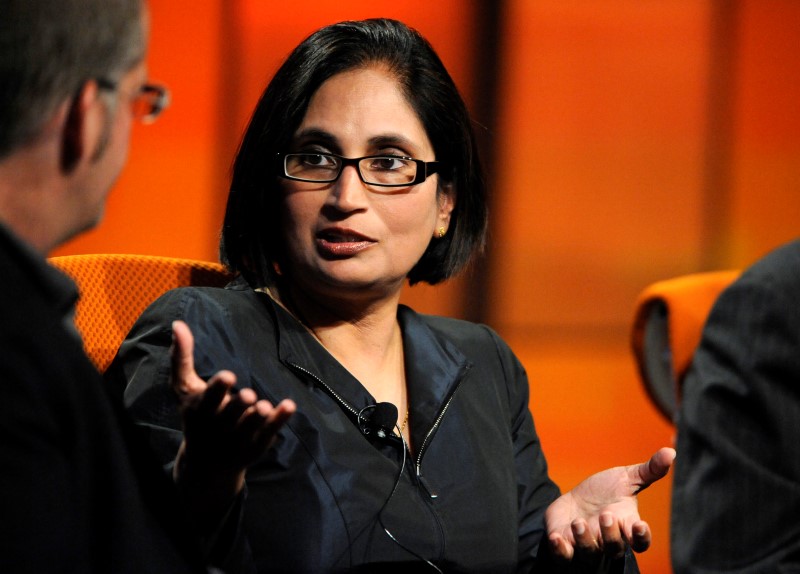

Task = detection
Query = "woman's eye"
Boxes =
[301,153,336,169]
[371,156,407,171]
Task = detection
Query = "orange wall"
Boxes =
[491,2,800,573]
[53,2,800,572]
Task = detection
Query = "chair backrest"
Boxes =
[48,254,233,373]
[631,270,740,423]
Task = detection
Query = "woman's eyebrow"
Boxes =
[291,129,420,153]
[292,128,338,147]
[368,134,416,149]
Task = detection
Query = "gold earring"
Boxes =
[437,226,446,238]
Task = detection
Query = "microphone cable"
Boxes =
[376,419,443,573]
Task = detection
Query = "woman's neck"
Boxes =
[267,282,410,441]
[270,283,403,375]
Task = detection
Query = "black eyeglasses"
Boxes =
[97,78,170,123]
[277,152,444,189]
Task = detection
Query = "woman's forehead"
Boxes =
[296,66,432,154]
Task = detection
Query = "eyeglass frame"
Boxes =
[276,152,445,188]
[96,77,170,123]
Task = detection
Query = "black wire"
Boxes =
[377,424,443,573]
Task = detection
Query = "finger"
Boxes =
[219,399,296,468]
[631,446,676,493]
[235,400,274,444]
[243,399,294,447]
[253,398,296,443]
[547,533,574,562]
[599,512,625,560]
[192,370,237,419]
[571,518,602,564]
[238,387,259,404]
[629,520,651,553]
[170,320,204,395]
[270,398,297,422]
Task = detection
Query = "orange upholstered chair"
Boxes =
[631,270,740,423]
[48,254,233,373]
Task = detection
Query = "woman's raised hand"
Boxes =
[544,447,676,567]
[169,320,295,495]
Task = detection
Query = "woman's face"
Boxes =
[278,65,454,300]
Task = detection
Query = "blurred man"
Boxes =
[0,1,205,571]
[671,239,800,571]
[0,1,292,571]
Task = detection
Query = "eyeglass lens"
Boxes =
[285,153,418,185]
[132,85,169,123]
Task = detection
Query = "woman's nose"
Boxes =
[329,164,369,210]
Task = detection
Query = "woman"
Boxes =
[107,19,673,573]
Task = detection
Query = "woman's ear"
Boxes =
[436,181,456,232]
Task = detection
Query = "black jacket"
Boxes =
[107,279,628,573]
[0,223,202,573]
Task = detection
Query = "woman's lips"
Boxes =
[316,229,375,257]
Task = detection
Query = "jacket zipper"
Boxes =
[415,392,456,484]
[413,370,470,500]
[285,361,360,417]
[288,359,467,498]
[412,355,471,497]
[288,358,465,564]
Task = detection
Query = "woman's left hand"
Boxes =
[544,447,676,565]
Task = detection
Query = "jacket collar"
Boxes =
[264,294,471,443]
[0,221,80,341]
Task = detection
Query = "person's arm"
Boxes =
[490,329,673,573]
[492,331,561,569]
[169,319,295,538]
[0,347,90,572]
[671,269,800,572]
[105,289,294,572]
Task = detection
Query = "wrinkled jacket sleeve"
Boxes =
[485,329,638,574]
[105,287,255,574]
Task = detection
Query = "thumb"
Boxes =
[632,447,676,493]
[170,320,205,395]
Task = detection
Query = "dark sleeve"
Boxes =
[105,289,182,465]
[0,332,94,573]
[488,330,638,574]
[106,287,255,465]
[671,266,800,571]
[105,287,256,574]
[488,330,559,568]
[0,315,201,573]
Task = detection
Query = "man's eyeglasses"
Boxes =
[277,152,444,189]
[97,78,170,123]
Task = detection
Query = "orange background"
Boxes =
[54,1,800,571]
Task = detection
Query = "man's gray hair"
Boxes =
[0,0,145,159]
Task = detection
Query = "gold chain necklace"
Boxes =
[261,287,411,436]
[398,408,409,433]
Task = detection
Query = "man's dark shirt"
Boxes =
[0,222,202,573]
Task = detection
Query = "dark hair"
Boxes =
[221,18,488,287]
[0,0,145,159]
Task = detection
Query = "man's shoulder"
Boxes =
[737,238,800,291]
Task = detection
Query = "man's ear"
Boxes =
[60,81,100,173]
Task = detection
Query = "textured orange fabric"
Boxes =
[48,254,233,373]
[631,270,740,420]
